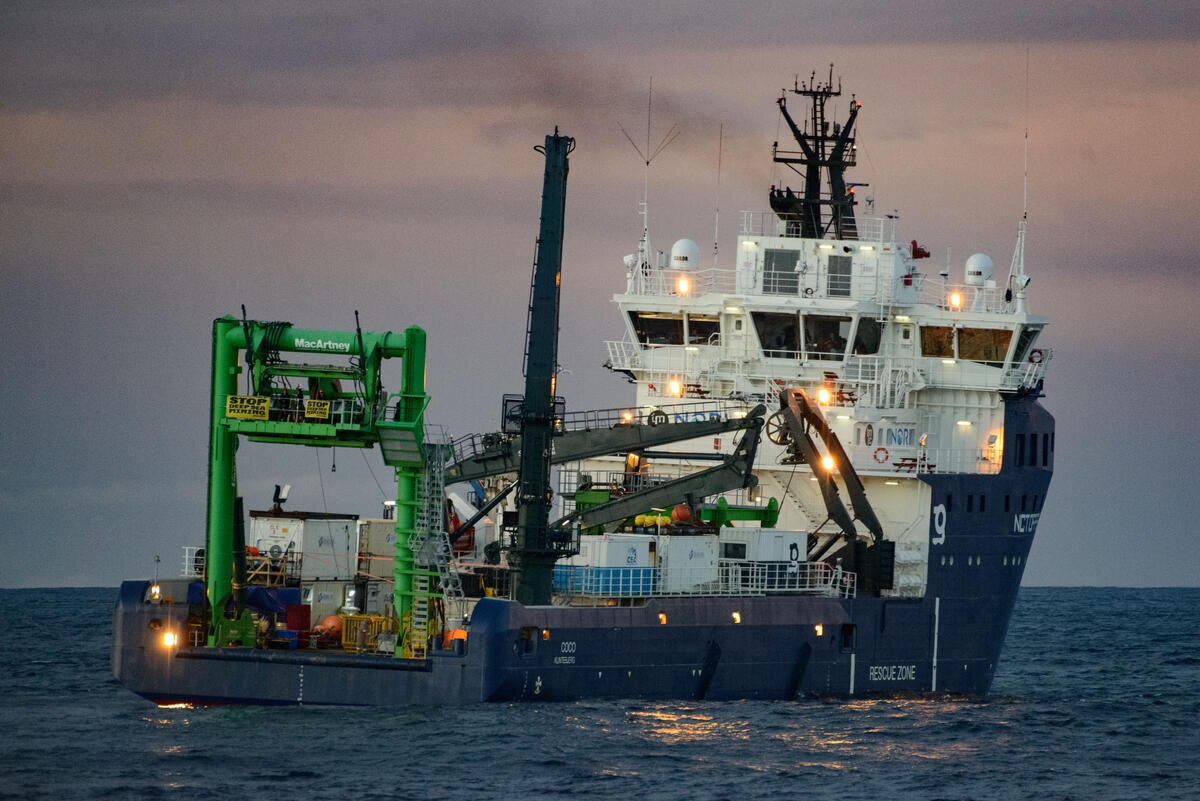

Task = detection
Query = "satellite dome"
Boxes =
[670,239,700,270]
[964,253,994,286]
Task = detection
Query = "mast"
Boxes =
[509,130,578,606]
[770,65,862,239]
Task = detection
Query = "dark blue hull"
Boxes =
[113,395,1052,706]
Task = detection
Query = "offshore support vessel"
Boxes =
[114,73,1054,705]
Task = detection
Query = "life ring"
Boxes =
[1028,349,1044,364]
[873,447,889,464]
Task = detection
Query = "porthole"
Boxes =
[949,555,955,566]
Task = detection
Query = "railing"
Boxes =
[739,211,899,245]
[223,394,369,425]
[553,559,855,601]
[181,546,301,582]
[625,265,740,297]
[885,447,1001,476]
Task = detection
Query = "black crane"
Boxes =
[509,130,577,605]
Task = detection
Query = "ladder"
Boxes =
[403,438,459,658]
[408,573,431,659]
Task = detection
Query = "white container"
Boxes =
[657,534,719,592]
[718,527,807,564]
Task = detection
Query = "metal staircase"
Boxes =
[403,439,461,658]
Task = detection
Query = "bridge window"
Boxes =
[630,312,683,346]
[920,326,954,358]
[851,317,882,355]
[764,248,801,295]
[1029,432,1038,466]
[958,328,1013,366]
[980,495,987,513]
[1016,434,1025,467]
[803,314,850,360]
[827,255,852,297]
[1012,325,1041,362]
[686,314,720,346]
[752,312,799,358]
[1005,494,1011,512]
[967,494,974,513]
[1042,433,1050,467]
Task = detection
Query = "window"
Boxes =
[686,314,720,346]
[851,317,882,355]
[1021,495,1027,512]
[1016,434,1025,467]
[827,255,852,297]
[1042,433,1050,467]
[752,312,799,358]
[958,328,1013,366]
[721,542,747,559]
[920,326,955,358]
[630,312,683,346]
[803,314,850,360]
[1004,495,1010,512]
[1029,432,1038,466]
[980,495,987,513]
[1012,326,1041,363]
[967,494,974,513]
[1033,494,1040,512]
[946,494,953,512]
[764,248,800,295]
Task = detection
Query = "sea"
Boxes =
[0,587,1196,801]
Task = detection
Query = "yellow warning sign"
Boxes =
[226,395,270,420]
[304,399,331,420]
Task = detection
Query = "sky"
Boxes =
[2,1,1198,588]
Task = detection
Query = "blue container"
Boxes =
[270,629,299,650]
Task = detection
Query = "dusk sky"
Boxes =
[2,2,1198,588]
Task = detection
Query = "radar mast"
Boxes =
[770,65,862,240]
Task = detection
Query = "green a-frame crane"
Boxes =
[204,316,429,653]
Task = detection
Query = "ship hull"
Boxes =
[113,396,1051,706]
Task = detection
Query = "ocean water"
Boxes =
[0,587,1195,800]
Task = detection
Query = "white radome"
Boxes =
[964,252,994,285]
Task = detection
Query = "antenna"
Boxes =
[1007,47,1032,312]
[619,77,680,273]
[712,123,723,268]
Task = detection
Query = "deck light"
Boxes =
[818,244,833,250]
[885,480,899,486]
[814,624,824,637]
[949,291,963,309]
[732,611,742,624]
[817,387,832,404]
[668,379,682,397]
[836,414,850,420]
[676,276,691,295]
[895,315,911,322]
[821,455,835,472]
[658,613,668,625]
[724,305,741,314]
[162,631,177,649]
[149,584,162,601]
[622,410,634,424]
[957,420,972,427]
[859,245,874,252]
[942,359,956,365]
[685,346,699,352]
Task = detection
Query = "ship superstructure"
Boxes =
[580,69,1051,601]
